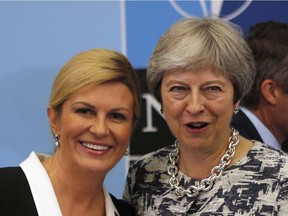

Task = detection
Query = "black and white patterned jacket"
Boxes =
[124,141,288,215]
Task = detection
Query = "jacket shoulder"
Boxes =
[0,167,38,215]
[110,193,136,216]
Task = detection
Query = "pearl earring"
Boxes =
[55,134,60,147]
[125,149,129,156]
[234,106,239,114]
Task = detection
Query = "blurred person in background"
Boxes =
[232,20,288,153]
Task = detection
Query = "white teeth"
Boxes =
[82,142,109,151]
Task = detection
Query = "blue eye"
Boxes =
[110,113,126,121]
[170,86,186,92]
[208,86,221,92]
[75,108,95,115]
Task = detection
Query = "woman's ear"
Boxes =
[233,100,241,114]
[47,106,60,134]
[234,100,241,108]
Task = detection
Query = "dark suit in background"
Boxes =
[231,109,263,143]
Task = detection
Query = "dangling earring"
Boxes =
[234,106,239,114]
[160,108,164,114]
[124,149,129,156]
[55,134,60,147]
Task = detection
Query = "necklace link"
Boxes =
[167,128,239,198]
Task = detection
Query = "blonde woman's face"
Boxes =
[49,82,134,174]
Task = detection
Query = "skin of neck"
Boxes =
[42,152,106,216]
[178,135,253,180]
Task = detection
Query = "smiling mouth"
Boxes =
[81,142,110,151]
[186,122,208,129]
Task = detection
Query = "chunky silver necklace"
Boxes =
[167,128,239,198]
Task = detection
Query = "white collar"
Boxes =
[103,185,120,216]
[240,107,281,150]
[20,152,62,216]
[20,152,119,216]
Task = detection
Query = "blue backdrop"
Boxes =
[1,0,288,198]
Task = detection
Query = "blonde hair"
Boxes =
[49,48,140,125]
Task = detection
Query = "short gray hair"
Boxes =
[147,18,256,103]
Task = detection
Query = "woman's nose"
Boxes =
[89,118,109,138]
[185,92,205,114]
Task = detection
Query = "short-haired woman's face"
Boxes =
[161,69,238,152]
[49,82,134,174]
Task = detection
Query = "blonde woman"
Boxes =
[1,48,140,216]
